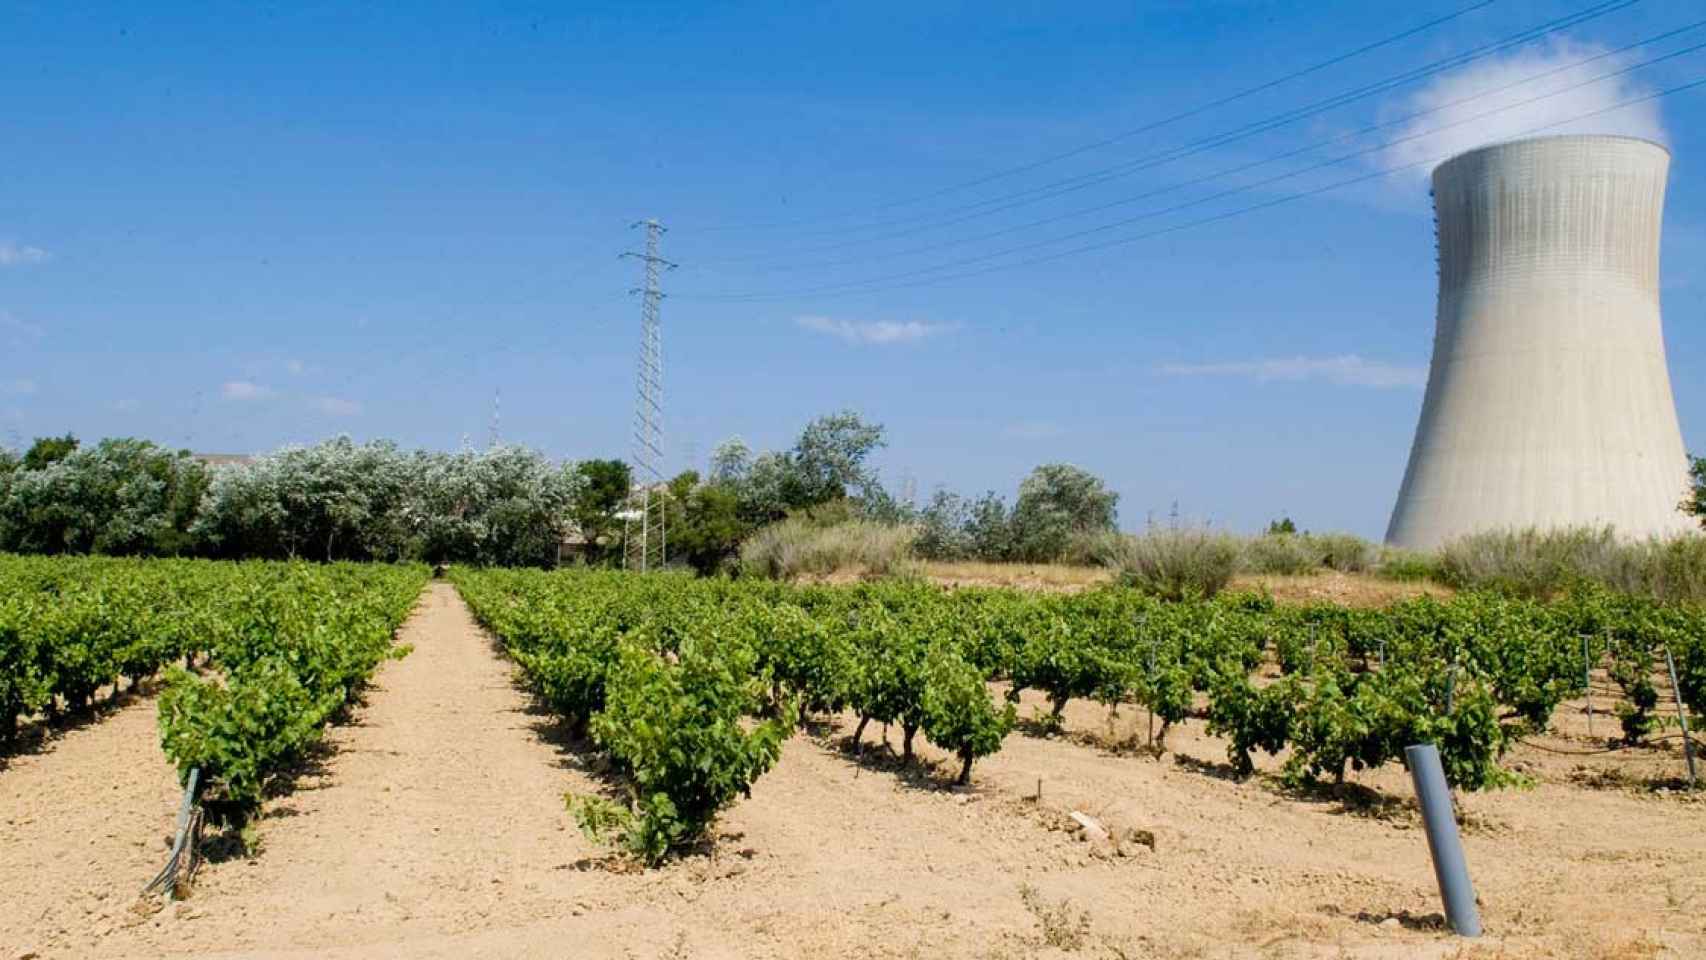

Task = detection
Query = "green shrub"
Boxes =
[1436,527,1620,599]
[570,633,792,864]
[159,659,323,825]
[1603,534,1706,605]
[1311,533,1375,573]
[738,517,916,580]
[1102,528,1241,600]
[1236,532,1376,577]
[1437,527,1706,602]
[1374,547,1440,582]
[1062,528,1123,567]
[919,647,1015,784]
[1242,534,1320,576]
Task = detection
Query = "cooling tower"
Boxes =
[1386,134,1694,551]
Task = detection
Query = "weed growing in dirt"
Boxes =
[1019,882,1091,951]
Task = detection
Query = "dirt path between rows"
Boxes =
[7,582,1705,959]
[1,683,185,956]
[80,582,646,959]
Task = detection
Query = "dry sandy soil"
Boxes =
[3,582,1702,959]
[919,562,1451,609]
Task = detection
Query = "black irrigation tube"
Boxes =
[1517,732,1706,757]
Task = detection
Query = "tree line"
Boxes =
[0,435,615,567]
[6,420,1697,573]
[0,410,1129,572]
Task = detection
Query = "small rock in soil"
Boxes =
[1069,811,1109,844]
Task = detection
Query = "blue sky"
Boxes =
[3,1,1704,538]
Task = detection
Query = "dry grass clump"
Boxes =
[738,517,917,581]
[920,560,1112,592]
[1311,532,1376,573]
[1242,533,1320,576]
[1599,533,1706,604]
[1373,546,1441,582]
[1437,526,1706,602]
[1099,527,1242,600]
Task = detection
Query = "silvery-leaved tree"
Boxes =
[709,410,890,526]
[0,437,206,556]
[1009,463,1119,563]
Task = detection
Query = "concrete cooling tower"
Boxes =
[1386,134,1695,551]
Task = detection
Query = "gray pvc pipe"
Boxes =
[1405,744,1482,937]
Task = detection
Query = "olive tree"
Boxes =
[0,438,207,555]
[711,410,889,525]
[193,438,411,560]
[1009,463,1119,562]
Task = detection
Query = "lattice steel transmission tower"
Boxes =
[621,218,674,572]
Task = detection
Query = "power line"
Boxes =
[682,70,1706,303]
[695,0,1501,234]
[695,0,1637,258]
[711,18,1706,281]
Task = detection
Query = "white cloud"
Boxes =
[1159,355,1425,389]
[310,395,361,416]
[1377,40,1667,185]
[0,241,49,267]
[795,315,956,345]
[221,380,270,401]
[1,378,36,396]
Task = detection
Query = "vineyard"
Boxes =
[455,566,1706,861]
[4,556,1705,957]
[1,555,427,826]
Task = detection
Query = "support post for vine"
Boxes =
[1405,744,1481,937]
[1662,645,1697,789]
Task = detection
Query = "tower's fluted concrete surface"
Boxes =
[1386,135,1694,551]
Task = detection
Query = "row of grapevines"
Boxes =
[461,567,1706,819]
[0,554,429,826]
[1,554,239,738]
[1211,588,1706,787]
[455,569,794,862]
[156,561,428,825]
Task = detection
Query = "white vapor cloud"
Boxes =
[310,396,362,416]
[1159,355,1425,389]
[795,315,956,345]
[0,241,49,267]
[221,380,270,401]
[1378,40,1667,185]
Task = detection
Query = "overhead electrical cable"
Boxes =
[693,0,1502,234]
[696,0,1638,257]
[750,18,1706,276]
[680,67,1706,303]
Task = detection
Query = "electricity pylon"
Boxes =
[621,219,674,572]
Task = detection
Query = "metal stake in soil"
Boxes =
[1662,646,1697,789]
[143,766,203,900]
[1583,634,1593,737]
[1404,744,1482,937]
